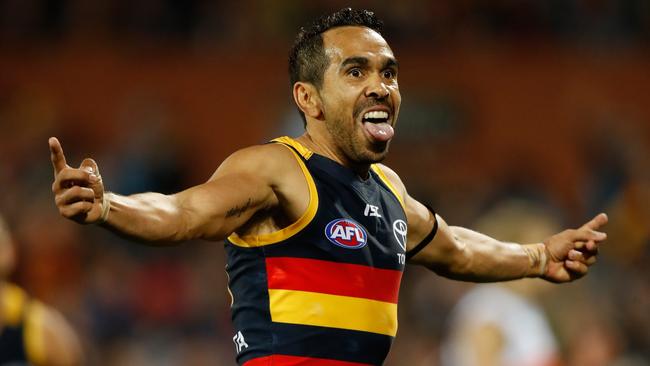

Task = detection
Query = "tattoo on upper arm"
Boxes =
[226,198,253,218]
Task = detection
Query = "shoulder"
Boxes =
[373,163,407,199]
[210,142,300,182]
[373,164,436,248]
[215,143,296,173]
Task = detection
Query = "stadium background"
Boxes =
[0,1,648,365]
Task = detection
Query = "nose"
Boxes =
[365,75,389,100]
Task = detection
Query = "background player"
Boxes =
[441,200,563,366]
[0,214,83,366]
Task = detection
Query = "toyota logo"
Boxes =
[392,219,408,251]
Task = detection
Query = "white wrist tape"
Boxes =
[98,192,111,224]
[538,246,548,277]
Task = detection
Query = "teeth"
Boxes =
[363,111,389,121]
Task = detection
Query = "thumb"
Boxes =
[79,158,104,198]
[79,158,100,176]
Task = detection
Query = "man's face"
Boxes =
[318,26,401,165]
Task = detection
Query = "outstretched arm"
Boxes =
[413,208,607,282]
[378,164,607,282]
[49,137,281,243]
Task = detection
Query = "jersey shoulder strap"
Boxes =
[270,136,313,160]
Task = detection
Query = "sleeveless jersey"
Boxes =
[225,137,408,366]
[0,283,44,366]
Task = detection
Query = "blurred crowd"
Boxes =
[1,0,649,45]
[1,1,649,365]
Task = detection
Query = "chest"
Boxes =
[290,161,407,271]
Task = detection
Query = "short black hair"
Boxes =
[289,8,384,122]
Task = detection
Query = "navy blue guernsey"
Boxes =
[0,284,35,366]
[225,136,408,366]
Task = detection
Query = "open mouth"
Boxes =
[362,110,390,124]
[361,110,394,142]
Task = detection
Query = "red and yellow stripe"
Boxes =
[266,257,401,336]
[244,354,372,366]
[266,257,401,303]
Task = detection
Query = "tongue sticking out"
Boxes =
[364,122,394,142]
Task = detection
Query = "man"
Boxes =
[0,215,82,366]
[49,8,607,366]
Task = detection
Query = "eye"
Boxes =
[348,68,363,78]
[383,69,396,79]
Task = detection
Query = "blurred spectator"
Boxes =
[1,0,649,45]
[440,200,562,366]
[0,213,83,366]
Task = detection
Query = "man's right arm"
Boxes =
[49,137,279,243]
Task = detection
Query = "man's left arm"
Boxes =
[378,164,608,282]
[408,199,607,282]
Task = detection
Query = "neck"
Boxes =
[295,132,371,178]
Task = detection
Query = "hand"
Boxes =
[542,213,608,283]
[49,137,106,224]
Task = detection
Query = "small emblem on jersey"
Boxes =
[393,219,408,251]
[364,203,382,218]
[233,331,248,354]
[325,219,368,249]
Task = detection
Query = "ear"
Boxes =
[293,82,323,120]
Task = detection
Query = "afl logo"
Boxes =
[325,219,368,249]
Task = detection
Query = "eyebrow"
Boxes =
[339,56,399,71]
[341,57,369,69]
[384,58,399,70]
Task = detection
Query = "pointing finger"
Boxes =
[49,137,68,177]
[581,213,609,231]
